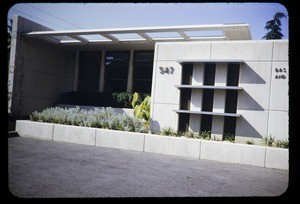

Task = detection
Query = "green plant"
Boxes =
[262,135,275,147]
[161,127,174,136]
[198,131,211,140]
[131,92,151,128]
[112,92,133,108]
[245,139,255,145]
[174,131,185,137]
[30,107,148,133]
[186,131,196,138]
[275,139,289,148]
[224,133,235,143]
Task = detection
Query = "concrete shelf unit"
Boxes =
[175,59,243,139]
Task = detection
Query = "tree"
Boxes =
[263,12,286,40]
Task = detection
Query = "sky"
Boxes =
[7,3,288,40]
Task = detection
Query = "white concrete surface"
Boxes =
[144,134,201,159]
[272,40,288,61]
[53,124,96,146]
[15,121,288,170]
[211,117,224,140]
[235,110,268,139]
[200,140,266,167]
[150,103,179,132]
[96,129,144,151]
[269,62,289,111]
[156,42,211,61]
[265,147,289,170]
[267,111,289,140]
[16,120,54,140]
[211,40,273,61]
[192,63,204,85]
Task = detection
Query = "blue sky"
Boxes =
[8,3,288,40]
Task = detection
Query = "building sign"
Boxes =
[159,66,175,74]
[275,67,287,79]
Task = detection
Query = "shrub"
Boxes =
[262,135,275,147]
[245,139,255,145]
[198,131,211,140]
[224,133,235,143]
[131,92,151,128]
[112,92,133,108]
[161,127,174,136]
[30,107,148,133]
[275,139,289,148]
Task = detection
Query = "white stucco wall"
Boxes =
[150,40,288,141]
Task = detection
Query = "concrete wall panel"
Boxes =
[211,40,273,61]
[151,61,181,104]
[16,120,54,140]
[201,140,266,167]
[265,147,288,170]
[96,129,144,151]
[269,62,289,111]
[53,124,96,146]
[267,111,289,140]
[273,40,288,61]
[235,110,268,139]
[156,42,211,60]
[150,103,179,132]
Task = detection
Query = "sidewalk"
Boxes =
[8,137,288,198]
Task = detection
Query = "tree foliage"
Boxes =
[263,12,286,40]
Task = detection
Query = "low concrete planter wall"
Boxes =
[265,147,289,170]
[16,120,54,140]
[200,140,266,167]
[144,134,200,159]
[15,120,289,170]
[53,124,96,146]
[96,129,144,151]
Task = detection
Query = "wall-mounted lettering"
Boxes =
[274,67,287,79]
[159,66,175,75]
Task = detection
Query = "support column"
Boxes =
[73,51,79,91]
[99,51,105,92]
[127,49,134,93]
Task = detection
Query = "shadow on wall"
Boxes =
[239,63,266,84]
[236,116,262,139]
[150,119,161,133]
[238,91,265,111]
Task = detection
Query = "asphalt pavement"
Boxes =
[8,137,288,198]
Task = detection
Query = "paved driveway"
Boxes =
[8,137,288,198]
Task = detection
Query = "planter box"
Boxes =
[200,140,266,167]
[15,120,288,170]
[15,120,54,140]
[96,129,144,151]
[265,147,289,170]
[53,124,96,146]
[144,134,201,159]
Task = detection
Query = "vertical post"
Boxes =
[99,51,105,92]
[73,51,79,91]
[127,49,134,93]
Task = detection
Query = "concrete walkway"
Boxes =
[8,137,288,198]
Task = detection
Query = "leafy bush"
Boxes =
[58,91,149,109]
[198,131,212,140]
[161,127,174,136]
[131,92,151,128]
[224,133,235,143]
[112,92,133,108]
[262,135,275,147]
[275,139,289,148]
[30,107,147,133]
[245,139,255,145]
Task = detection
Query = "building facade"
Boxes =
[8,16,288,142]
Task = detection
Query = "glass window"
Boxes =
[78,52,101,92]
[104,51,130,92]
[132,51,154,93]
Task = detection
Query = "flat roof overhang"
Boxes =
[22,24,252,49]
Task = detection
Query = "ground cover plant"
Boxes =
[30,107,148,133]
